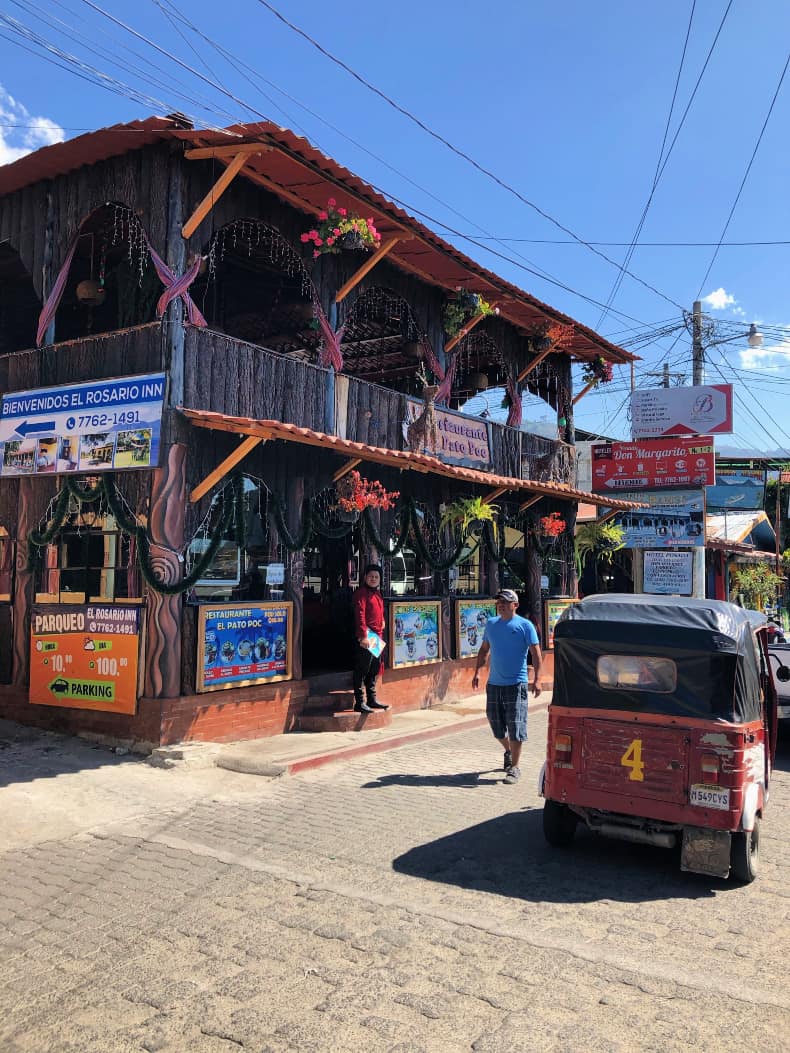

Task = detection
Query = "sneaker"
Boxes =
[504,766,521,784]
[503,750,512,772]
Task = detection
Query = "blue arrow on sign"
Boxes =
[14,420,56,438]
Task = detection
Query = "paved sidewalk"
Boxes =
[188,693,550,778]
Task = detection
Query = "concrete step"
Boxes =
[297,708,393,733]
[304,689,357,712]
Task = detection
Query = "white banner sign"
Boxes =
[643,550,694,596]
[631,385,733,439]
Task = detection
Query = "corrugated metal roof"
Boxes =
[0,116,635,365]
[180,407,645,510]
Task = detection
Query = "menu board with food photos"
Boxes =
[197,602,292,692]
[389,600,442,668]
[455,599,496,659]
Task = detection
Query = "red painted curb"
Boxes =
[286,699,550,775]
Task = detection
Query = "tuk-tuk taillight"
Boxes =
[701,754,720,783]
[554,733,573,766]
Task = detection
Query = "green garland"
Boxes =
[270,494,314,551]
[361,503,411,557]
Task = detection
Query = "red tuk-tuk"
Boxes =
[540,595,778,882]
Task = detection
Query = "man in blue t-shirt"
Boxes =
[472,588,543,784]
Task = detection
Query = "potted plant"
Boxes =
[443,291,498,338]
[731,562,784,609]
[539,512,566,539]
[335,471,399,520]
[440,496,499,538]
[580,356,614,387]
[574,521,625,578]
[301,199,381,259]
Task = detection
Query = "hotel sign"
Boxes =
[0,372,165,477]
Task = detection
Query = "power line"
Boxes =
[253,0,686,312]
[696,48,790,297]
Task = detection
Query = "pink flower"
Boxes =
[318,210,328,220]
[327,197,336,207]
[308,229,318,240]
[313,250,320,258]
[367,218,374,225]
[314,238,323,246]
[326,237,335,246]
[337,207,347,217]
[300,233,310,243]
[333,227,341,236]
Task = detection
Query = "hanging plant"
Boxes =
[580,356,614,386]
[443,291,498,338]
[440,496,499,538]
[574,521,625,578]
[301,198,381,258]
[334,470,399,514]
[539,512,566,538]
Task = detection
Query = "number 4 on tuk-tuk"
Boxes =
[539,595,778,883]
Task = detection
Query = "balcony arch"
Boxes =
[0,242,40,354]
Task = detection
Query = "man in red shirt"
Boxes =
[352,564,389,713]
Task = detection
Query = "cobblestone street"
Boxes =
[1,714,789,1052]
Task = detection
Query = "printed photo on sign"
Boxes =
[456,599,496,659]
[612,490,705,548]
[79,432,115,470]
[197,602,293,692]
[390,600,442,668]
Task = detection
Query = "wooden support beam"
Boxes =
[483,486,508,504]
[572,379,597,406]
[332,457,362,482]
[184,143,271,160]
[334,237,401,304]
[189,436,263,503]
[596,509,620,525]
[182,151,252,239]
[444,308,493,354]
[518,494,543,512]
[517,346,553,383]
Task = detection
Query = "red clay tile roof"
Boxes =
[180,408,645,510]
[0,116,635,365]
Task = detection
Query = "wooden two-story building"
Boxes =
[0,116,638,749]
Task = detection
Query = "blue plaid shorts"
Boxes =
[486,683,529,742]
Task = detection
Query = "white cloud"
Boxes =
[0,86,63,166]
[731,305,746,317]
[739,340,790,371]
[702,287,736,311]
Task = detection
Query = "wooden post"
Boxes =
[144,443,187,699]
[524,515,543,635]
[165,147,187,414]
[12,479,51,687]
[285,474,305,682]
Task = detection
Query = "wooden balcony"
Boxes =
[1,324,575,486]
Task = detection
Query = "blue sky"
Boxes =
[1,1,790,453]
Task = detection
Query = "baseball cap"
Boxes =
[495,588,519,603]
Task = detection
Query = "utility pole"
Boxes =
[692,299,704,385]
[690,299,706,598]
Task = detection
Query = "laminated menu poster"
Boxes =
[197,601,293,692]
[456,599,496,659]
[390,600,442,668]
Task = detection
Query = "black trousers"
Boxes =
[353,644,381,701]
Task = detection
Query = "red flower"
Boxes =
[318,210,328,220]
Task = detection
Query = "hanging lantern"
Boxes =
[468,371,489,392]
[76,279,105,307]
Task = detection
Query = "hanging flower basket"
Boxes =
[539,512,566,538]
[580,356,614,386]
[443,291,498,338]
[335,471,399,514]
[301,199,381,259]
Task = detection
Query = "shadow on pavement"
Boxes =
[0,720,141,788]
[361,770,504,789]
[771,722,790,772]
[394,807,722,903]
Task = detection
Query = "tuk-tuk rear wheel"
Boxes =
[543,800,577,847]
[730,817,760,883]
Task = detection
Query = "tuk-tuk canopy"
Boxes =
[553,595,766,722]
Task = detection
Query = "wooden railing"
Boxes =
[1,324,574,486]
